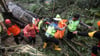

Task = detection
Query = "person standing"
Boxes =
[0,12,7,32]
[5,19,24,44]
[0,11,7,46]
[23,21,39,45]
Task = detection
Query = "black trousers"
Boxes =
[92,46,100,55]
[28,37,36,44]
[39,32,46,42]
[14,33,24,44]
[0,32,8,45]
[66,30,76,40]
[44,37,59,45]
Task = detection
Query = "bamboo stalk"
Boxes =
[71,40,87,47]
[62,39,83,56]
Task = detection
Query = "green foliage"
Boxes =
[28,4,40,12]
[89,8,100,15]
[14,0,35,3]
[10,0,100,56]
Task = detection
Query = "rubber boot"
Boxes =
[43,42,47,49]
[54,45,61,51]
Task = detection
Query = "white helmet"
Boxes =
[53,18,61,21]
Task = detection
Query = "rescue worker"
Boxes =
[38,17,45,42]
[43,15,65,51]
[54,14,68,39]
[55,14,62,21]
[0,10,7,56]
[5,19,24,44]
[0,11,7,32]
[73,21,100,56]
[38,17,44,30]
[0,10,7,46]
[23,20,39,45]
[67,13,91,40]
[38,17,51,42]
[32,17,40,26]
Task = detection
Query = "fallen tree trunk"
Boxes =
[1,1,38,27]
[7,2,32,23]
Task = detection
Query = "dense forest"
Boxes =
[0,0,100,56]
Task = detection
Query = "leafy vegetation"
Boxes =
[4,0,100,56]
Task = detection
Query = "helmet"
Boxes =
[97,21,100,26]
[56,14,61,18]
[53,18,61,21]
[54,14,61,21]
[5,19,11,24]
[73,13,80,19]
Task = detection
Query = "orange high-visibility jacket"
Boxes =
[7,24,21,36]
[54,19,67,39]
